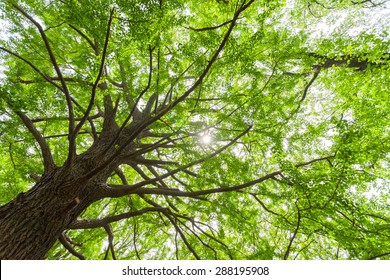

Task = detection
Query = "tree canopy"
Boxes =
[1,0,390,260]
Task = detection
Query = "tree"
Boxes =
[0,0,390,260]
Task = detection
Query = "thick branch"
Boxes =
[32,114,101,123]
[126,157,178,166]
[59,233,86,260]
[106,45,155,154]
[141,197,201,260]
[68,8,115,162]
[43,131,97,139]
[311,52,389,71]
[171,211,232,258]
[98,126,252,197]
[82,1,255,181]
[104,155,333,199]
[12,3,75,151]
[14,110,56,172]
[68,207,166,229]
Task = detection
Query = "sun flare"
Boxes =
[200,134,212,145]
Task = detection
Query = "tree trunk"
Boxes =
[0,140,117,259]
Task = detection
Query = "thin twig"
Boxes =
[0,47,63,92]
[68,24,99,55]
[284,203,301,260]
[187,18,240,32]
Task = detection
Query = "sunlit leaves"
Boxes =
[1,0,390,260]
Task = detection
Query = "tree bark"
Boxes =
[0,140,117,259]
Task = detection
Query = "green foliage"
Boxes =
[1,0,390,260]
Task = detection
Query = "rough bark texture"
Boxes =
[0,136,118,259]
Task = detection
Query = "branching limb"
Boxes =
[83,1,255,181]
[124,134,182,159]
[187,17,241,32]
[43,131,97,139]
[59,233,86,260]
[69,8,115,162]
[14,110,56,172]
[68,24,99,55]
[249,193,293,226]
[15,74,99,140]
[97,126,252,197]
[351,0,389,7]
[284,203,301,260]
[137,196,201,259]
[12,3,75,145]
[103,155,333,199]
[114,167,129,185]
[32,114,102,123]
[171,174,188,187]
[105,45,155,154]
[133,157,178,166]
[175,217,218,258]
[0,47,64,92]
[300,69,320,103]
[295,69,320,112]
[171,0,255,108]
[130,163,162,188]
[160,209,201,259]
[17,77,108,90]
[103,224,117,260]
[176,213,233,258]
[293,237,314,260]
[68,207,167,229]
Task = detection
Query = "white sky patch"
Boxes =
[279,0,390,52]
[139,3,147,11]
[26,146,36,155]
[200,134,212,145]
[308,12,349,40]
[184,77,193,87]
[198,47,207,53]
[318,136,333,150]
[165,53,173,62]
[181,7,192,16]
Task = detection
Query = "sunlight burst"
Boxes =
[200,134,212,145]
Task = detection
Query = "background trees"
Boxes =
[0,0,390,259]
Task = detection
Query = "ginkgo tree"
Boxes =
[0,0,390,260]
